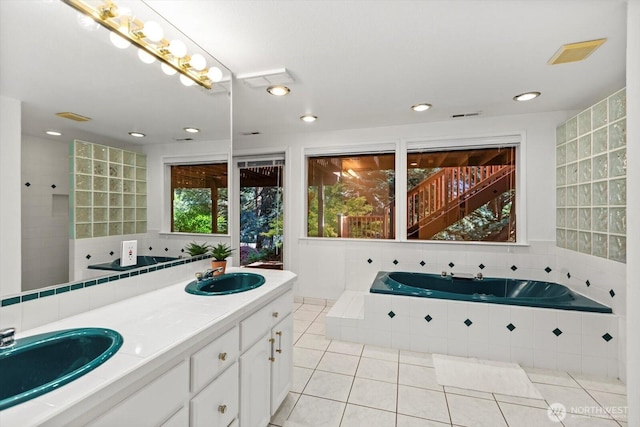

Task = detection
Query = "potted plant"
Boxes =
[211,242,234,275]
[184,241,211,257]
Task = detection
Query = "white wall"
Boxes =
[21,135,69,290]
[0,96,22,296]
[235,111,567,301]
[626,0,639,421]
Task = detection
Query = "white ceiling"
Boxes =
[146,0,628,137]
[1,0,628,144]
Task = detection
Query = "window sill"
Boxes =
[298,237,530,247]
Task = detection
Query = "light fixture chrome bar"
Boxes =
[61,0,213,89]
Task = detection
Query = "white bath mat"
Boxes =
[433,354,543,399]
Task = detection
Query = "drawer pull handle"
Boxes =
[272,311,279,318]
[218,352,227,361]
[218,404,227,414]
[276,331,282,353]
[269,338,275,362]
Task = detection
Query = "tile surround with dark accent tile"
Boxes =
[281,303,627,427]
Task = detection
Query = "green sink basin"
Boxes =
[185,272,265,296]
[0,328,123,410]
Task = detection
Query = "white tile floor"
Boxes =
[270,303,628,427]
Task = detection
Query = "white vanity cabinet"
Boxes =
[190,326,240,427]
[86,361,189,427]
[239,290,294,427]
[29,273,296,427]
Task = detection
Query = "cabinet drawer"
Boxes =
[191,362,239,427]
[161,407,188,427]
[191,326,239,393]
[240,290,293,351]
[87,361,188,427]
[270,290,293,323]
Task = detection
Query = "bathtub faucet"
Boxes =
[448,272,483,280]
[198,267,224,280]
[0,327,16,348]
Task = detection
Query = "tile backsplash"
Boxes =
[556,88,626,263]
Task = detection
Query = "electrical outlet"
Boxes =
[120,240,138,267]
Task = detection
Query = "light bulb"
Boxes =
[143,21,163,42]
[169,40,187,58]
[207,67,223,82]
[110,31,130,49]
[76,13,100,31]
[161,63,177,75]
[180,74,195,87]
[138,49,156,64]
[411,103,431,112]
[190,53,206,71]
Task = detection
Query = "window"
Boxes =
[407,147,516,242]
[171,164,228,234]
[307,153,395,239]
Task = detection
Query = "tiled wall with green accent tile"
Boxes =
[556,88,626,262]
[70,140,147,239]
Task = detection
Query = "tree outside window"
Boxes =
[171,164,228,234]
[307,153,395,239]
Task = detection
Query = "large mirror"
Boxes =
[0,0,231,296]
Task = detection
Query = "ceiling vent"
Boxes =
[548,39,607,65]
[241,131,262,136]
[56,111,92,122]
[237,68,294,88]
[451,112,480,119]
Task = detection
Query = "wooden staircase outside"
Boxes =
[407,165,515,239]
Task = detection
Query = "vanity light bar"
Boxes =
[61,0,215,90]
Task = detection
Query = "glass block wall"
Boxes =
[556,88,626,262]
[70,140,147,239]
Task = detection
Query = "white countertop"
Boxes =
[0,267,296,427]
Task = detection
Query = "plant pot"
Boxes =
[211,260,227,276]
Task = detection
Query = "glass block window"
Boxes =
[70,140,147,239]
[556,88,626,262]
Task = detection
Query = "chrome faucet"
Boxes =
[0,327,16,348]
[196,267,224,281]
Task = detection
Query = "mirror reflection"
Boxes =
[0,0,231,296]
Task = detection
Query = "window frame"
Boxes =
[162,153,230,236]
[302,141,400,241]
[302,133,527,245]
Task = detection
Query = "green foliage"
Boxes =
[432,190,515,241]
[184,241,211,256]
[211,242,234,261]
[239,182,283,265]
[173,188,228,234]
[307,176,389,237]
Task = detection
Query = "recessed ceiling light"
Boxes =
[411,103,432,112]
[300,115,317,123]
[267,85,291,96]
[128,132,146,138]
[45,131,62,136]
[410,162,418,166]
[513,92,541,102]
[183,127,200,133]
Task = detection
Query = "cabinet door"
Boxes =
[271,313,293,414]
[239,334,271,427]
[191,363,239,427]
